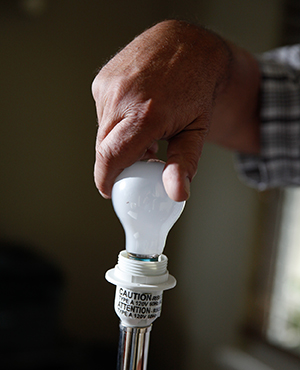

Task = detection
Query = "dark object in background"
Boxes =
[0,240,116,369]
[0,240,63,354]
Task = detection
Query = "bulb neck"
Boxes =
[106,251,171,288]
[127,252,159,262]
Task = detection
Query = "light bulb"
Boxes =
[107,161,185,366]
[112,161,185,259]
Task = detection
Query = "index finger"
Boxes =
[94,116,158,198]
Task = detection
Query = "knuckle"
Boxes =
[91,73,102,99]
[94,148,113,194]
[185,156,199,178]
[95,142,114,170]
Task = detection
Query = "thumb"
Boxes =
[162,126,207,201]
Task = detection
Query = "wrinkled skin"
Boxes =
[92,20,260,201]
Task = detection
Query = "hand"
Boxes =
[92,20,259,201]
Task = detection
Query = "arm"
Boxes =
[207,41,260,154]
[92,20,261,201]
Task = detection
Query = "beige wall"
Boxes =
[0,0,284,369]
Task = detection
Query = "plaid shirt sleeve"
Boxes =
[235,44,300,190]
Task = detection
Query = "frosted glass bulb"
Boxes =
[112,161,185,258]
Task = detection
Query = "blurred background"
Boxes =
[0,0,286,369]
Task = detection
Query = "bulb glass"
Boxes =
[112,161,185,257]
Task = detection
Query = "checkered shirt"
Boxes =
[236,44,300,190]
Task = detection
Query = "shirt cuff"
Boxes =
[236,45,300,190]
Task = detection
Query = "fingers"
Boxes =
[93,73,161,198]
[163,123,208,201]
[94,116,158,199]
[140,141,159,160]
[162,162,192,202]
[94,105,209,201]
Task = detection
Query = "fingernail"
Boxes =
[184,177,191,199]
[98,189,110,199]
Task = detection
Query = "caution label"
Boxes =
[115,287,163,322]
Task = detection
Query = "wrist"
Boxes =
[207,42,261,154]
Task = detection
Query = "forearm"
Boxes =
[207,42,261,155]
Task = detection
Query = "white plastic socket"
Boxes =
[106,251,176,327]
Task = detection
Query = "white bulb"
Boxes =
[112,161,185,258]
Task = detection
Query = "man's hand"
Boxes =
[92,20,260,201]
